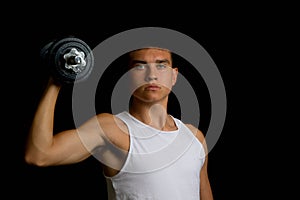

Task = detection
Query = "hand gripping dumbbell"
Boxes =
[40,37,94,85]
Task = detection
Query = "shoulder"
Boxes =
[96,112,128,135]
[184,123,205,145]
[96,112,123,124]
[184,123,209,156]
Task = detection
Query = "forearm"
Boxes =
[25,78,61,165]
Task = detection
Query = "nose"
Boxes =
[145,76,157,82]
[145,65,158,82]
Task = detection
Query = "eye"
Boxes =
[156,64,168,70]
[134,64,146,70]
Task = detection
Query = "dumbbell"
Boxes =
[40,36,94,85]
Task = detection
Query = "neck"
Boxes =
[129,97,169,130]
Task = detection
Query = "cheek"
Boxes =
[158,75,174,89]
[129,74,145,92]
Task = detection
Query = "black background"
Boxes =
[3,4,291,199]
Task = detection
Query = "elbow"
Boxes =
[24,150,51,167]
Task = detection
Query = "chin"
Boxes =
[137,96,166,104]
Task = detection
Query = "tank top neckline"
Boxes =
[121,111,180,134]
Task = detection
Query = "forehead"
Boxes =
[129,48,172,61]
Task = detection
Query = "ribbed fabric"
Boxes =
[105,111,205,200]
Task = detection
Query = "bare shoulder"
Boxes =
[96,112,115,122]
[97,112,125,125]
[185,123,205,144]
[96,113,129,151]
[96,113,128,135]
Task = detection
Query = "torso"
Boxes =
[98,112,202,177]
[103,111,205,200]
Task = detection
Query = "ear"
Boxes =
[171,67,179,86]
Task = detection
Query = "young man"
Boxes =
[25,47,214,200]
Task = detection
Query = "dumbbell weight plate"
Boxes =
[43,37,94,85]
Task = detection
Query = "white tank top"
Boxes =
[105,111,206,200]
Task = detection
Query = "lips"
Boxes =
[144,84,161,91]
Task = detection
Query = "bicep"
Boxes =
[199,141,213,200]
[50,116,106,165]
[185,124,213,198]
[50,129,90,164]
[200,163,214,200]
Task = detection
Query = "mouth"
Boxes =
[144,84,161,91]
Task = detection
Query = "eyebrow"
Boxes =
[130,59,170,65]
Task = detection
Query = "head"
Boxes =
[127,47,178,104]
